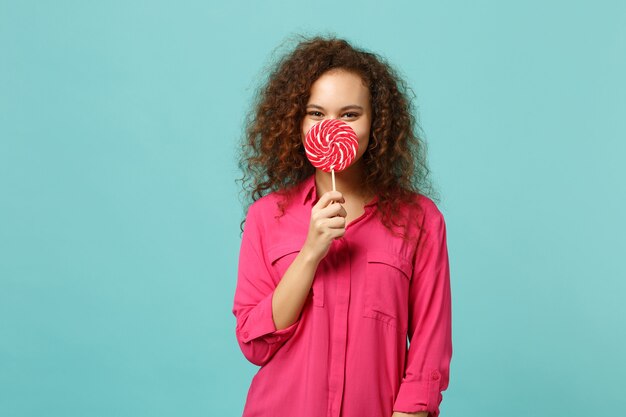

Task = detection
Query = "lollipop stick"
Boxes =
[331,169,336,191]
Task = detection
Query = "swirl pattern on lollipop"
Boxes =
[304,119,358,172]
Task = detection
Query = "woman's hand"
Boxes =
[301,190,347,263]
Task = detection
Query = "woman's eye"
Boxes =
[307,111,358,118]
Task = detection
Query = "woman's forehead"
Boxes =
[308,70,370,106]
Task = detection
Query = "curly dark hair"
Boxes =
[236,34,439,238]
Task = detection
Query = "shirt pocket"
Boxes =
[268,242,324,307]
[362,249,412,333]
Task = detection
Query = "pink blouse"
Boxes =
[232,174,452,417]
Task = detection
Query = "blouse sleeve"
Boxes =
[231,202,301,366]
[393,204,453,417]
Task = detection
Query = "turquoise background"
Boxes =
[1,1,625,416]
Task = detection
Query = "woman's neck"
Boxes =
[314,163,373,203]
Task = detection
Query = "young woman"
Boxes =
[232,35,452,417]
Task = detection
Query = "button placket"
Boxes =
[328,237,350,417]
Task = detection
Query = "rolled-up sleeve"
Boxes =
[393,206,453,417]
[232,203,301,366]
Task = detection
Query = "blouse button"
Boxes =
[243,331,249,338]
[431,371,440,380]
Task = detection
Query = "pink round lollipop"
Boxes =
[304,119,358,173]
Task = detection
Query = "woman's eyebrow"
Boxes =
[306,104,364,111]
